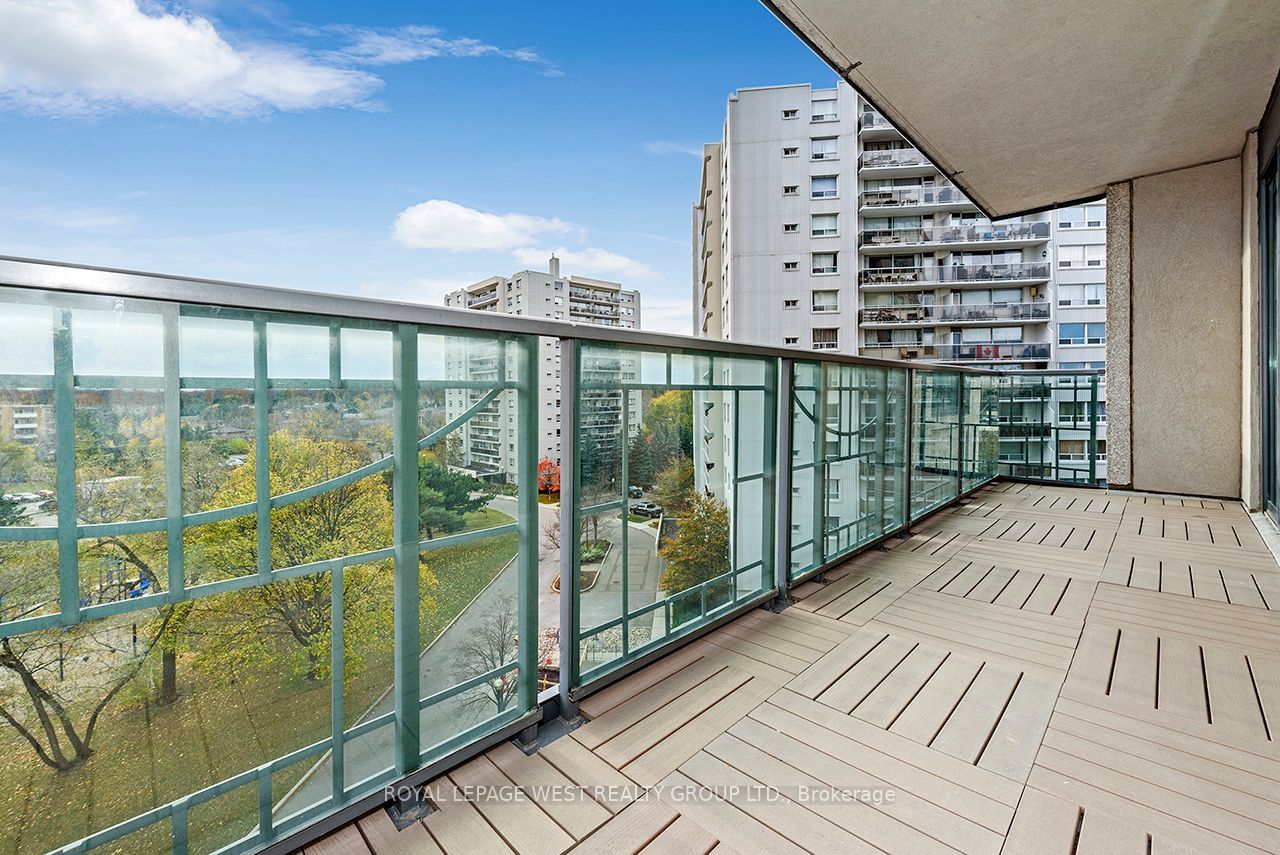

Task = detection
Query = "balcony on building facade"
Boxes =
[858,221,1052,253]
[466,289,499,308]
[936,300,1051,324]
[857,147,931,174]
[858,261,1053,290]
[857,183,972,213]
[856,110,901,141]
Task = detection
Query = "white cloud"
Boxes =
[643,141,703,157]
[3,204,137,231]
[638,297,694,336]
[512,246,657,281]
[0,0,381,116]
[328,24,560,76]
[392,199,574,252]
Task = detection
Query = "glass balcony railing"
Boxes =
[858,261,1053,287]
[859,301,1051,325]
[937,301,1051,323]
[859,185,970,209]
[935,342,1052,362]
[859,304,938,324]
[858,222,1052,248]
[996,372,1105,485]
[858,111,895,133]
[858,149,930,169]
[0,257,1084,855]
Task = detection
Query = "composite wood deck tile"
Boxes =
[312,483,1280,855]
[303,824,375,855]
[919,557,1098,620]
[1101,552,1280,610]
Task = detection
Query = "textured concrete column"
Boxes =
[1105,181,1133,489]
[1241,131,1263,510]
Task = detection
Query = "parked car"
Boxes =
[627,485,643,498]
[630,501,662,518]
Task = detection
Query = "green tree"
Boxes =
[190,434,411,683]
[418,459,486,538]
[642,390,694,473]
[658,492,729,596]
[627,429,655,486]
[653,457,695,516]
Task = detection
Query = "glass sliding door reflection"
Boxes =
[910,370,962,519]
[789,361,908,581]
[572,343,776,687]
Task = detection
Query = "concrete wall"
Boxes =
[1111,157,1245,498]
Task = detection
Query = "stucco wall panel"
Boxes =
[1130,158,1243,498]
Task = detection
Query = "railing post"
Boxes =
[813,363,829,558]
[557,338,580,721]
[330,562,345,806]
[900,369,915,531]
[53,309,78,624]
[392,324,421,773]
[956,374,967,496]
[516,336,539,717]
[772,358,792,606]
[1089,373,1099,485]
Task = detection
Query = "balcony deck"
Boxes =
[304,481,1280,855]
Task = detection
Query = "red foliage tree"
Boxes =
[537,457,560,494]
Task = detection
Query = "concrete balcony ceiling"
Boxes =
[763,0,1280,217]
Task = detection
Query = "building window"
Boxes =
[811,137,838,160]
[812,328,839,350]
[783,184,799,196]
[811,175,838,198]
[1085,244,1105,266]
[812,252,838,274]
[1058,439,1088,461]
[782,146,798,157]
[784,299,799,309]
[783,223,798,233]
[1057,284,1105,306]
[784,336,799,345]
[811,213,838,237]
[1058,322,1106,345]
[811,98,837,121]
[1058,246,1082,267]
[812,290,838,312]
[783,260,799,271]
[1058,204,1107,229]
[782,108,798,120]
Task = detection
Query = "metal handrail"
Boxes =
[0,255,1000,377]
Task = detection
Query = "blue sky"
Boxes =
[0,0,833,333]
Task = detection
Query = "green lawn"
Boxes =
[0,527,519,855]
[459,506,515,533]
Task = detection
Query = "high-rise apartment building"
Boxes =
[444,256,642,483]
[695,81,1107,483]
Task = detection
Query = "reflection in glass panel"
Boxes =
[911,371,962,519]
[789,362,908,581]
[266,322,328,379]
[575,343,774,685]
[72,307,164,377]
[417,331,530,757]
[0,300,55,375]
[180,315,253,379]
[340,328,392,381]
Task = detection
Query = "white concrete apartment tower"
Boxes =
[695,81,1107,483]
[444,256,643,483]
